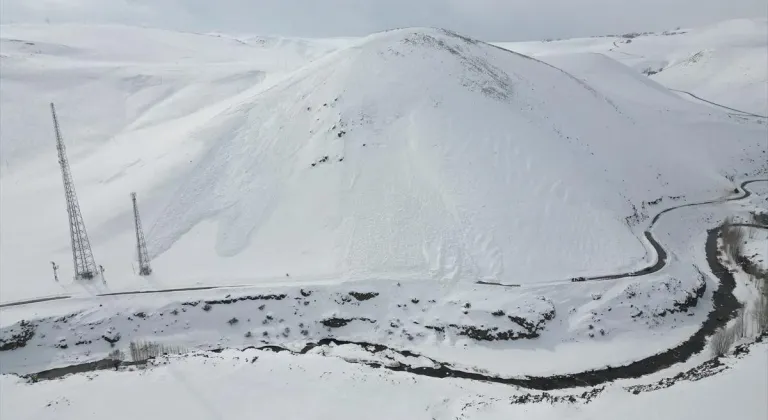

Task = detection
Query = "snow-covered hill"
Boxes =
[497,18,768,116]
[0,25,765,302]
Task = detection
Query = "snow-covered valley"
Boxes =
[1,17,767,420]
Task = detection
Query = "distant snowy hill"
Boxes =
[496,18,768,116]
[0,24,339,163]
[0,23,765,302]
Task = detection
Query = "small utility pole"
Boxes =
[131,192,152,276]
[51,261,59,282]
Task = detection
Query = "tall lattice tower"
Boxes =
[51,102,98,280]
[131,192,152,276]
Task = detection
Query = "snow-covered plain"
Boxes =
[1,18,767,420]
[1,341,766,420]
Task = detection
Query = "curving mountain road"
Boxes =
[670,89,768,118]
[2,180,765,308]
[481,179,766,287]
[607,37,767,119]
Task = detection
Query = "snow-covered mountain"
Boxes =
[0,24,765,302]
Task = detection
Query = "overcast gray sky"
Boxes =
[1,0,766,40]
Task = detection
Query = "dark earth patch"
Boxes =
[0,321,35,351]
[348,292,379,301]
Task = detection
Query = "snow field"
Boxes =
[1,341,765,420]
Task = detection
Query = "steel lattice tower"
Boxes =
[131,192,152,276]
[51,103,98,280]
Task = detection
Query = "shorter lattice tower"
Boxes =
[51,103,98,280]
[131,192,152,276]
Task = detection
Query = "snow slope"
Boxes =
[496,18,768,116]
[0,268,710,376]
[541,53,692,110]
[2,341,765,420]
[1,25,765,302]
[0,24,343,301]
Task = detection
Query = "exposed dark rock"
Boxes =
[447,324,539,341]
[0,321,35,351]
[751,211,768,225]
[509,387,605,404]
[54,313,78,323]
[101,329,121,346]
[203,294,287,306]
[320,317,375,328]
